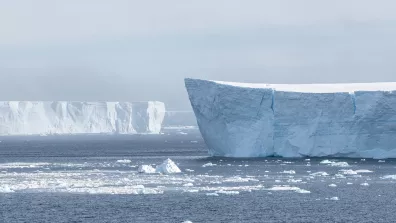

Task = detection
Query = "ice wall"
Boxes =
[0,101,165,135]
[185,78,396,158]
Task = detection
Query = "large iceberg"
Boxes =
[185,78,396,158]
[0,101,165,135]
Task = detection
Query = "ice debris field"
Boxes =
[185,78,396,158]
[1,158,396,198]
[0,101,165,135]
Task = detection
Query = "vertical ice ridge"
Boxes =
[350,92,356,115]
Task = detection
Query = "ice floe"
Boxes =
[202,163,217,167]
[156,159,181,174]
[116,159,132,164]
[138,165,156,174]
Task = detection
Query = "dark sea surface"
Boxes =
[1,133,396,223]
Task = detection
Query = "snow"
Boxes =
[185,78,396,158]
[138,165,156,173]
[0,101,165,135]
[155,159,181,174]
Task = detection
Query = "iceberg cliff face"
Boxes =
[0,101,165,135]
[185,78,396,158]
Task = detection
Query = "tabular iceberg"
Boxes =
[185,78,396,158]
[0,101,165,135]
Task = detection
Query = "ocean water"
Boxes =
[1,133,396,223]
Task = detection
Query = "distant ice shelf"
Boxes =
[185,78,396,158]
[0,101,165,135]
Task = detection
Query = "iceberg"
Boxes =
[184,78,396,158]
[0,101,165,135]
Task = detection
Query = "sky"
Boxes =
[1,0,396,109]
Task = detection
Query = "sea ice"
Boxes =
[116,159,132,164]
[138,165,156,174]
[155,159,181,174]
[202,163,216,167]
[330,197,339,201]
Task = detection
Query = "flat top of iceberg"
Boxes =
[204,79,396,93]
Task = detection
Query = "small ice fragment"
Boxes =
[183,183,194,187]
[347,182,353,185]
[330,197,339,201]
[156,158,181,174]
[310,171,329,176]
[138,165,156,173]
[202,162,216,167]
[340,169,358,175]
[216,190,239,195]
[355,169,373,173]
[185,169,195,172]
[116,159,131,164]
[378,160,386,163]
[281,170,296,174]
[381,175,396,180]
[361,182,370,186]
[328,184,337,187]
[320,160,333,164]
[182,221,193,223]
[206,193,219,196]
[295,188,311,194]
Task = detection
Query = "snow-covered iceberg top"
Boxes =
[0,101,165,135]
[185,78,396,158]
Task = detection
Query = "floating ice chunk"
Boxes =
[361,182,370,186]
[334,174,346,178]
[202,162,216,167]
[185,169,195,172]
[320,160,349,167]
[328,184,337,187]
[281,170,296,174]
[295,188,311,194]
[216,190,240,195]
[183,183,194,187]
[320,160,333,164]
[182,221,193,223]
[156,158,181,174]
[347,182,353,185]
[116,159,132,164]
[310,172,329,176]
[138,165,156,173]
[355,169,373,173]
[330,197,339,201]
[378,160,386,163]
[0,185,14,193]
[340,169,358,175]
[381,175,396,180]
[330,162,350,167]
[206,192,219,196]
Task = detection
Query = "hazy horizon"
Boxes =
[1,0,396,109]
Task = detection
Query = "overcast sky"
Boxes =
[1,0,396,109]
